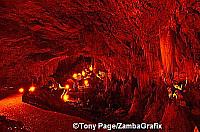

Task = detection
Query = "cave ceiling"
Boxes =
[0,0,199,85]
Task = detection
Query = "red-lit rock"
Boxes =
[0,0,199,131]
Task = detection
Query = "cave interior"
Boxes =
[0,0,200,131]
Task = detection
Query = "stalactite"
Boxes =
[159,27,176,82]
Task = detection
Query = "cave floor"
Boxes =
[0,94,93,132]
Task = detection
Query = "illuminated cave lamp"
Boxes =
[85,69,89,72]
[63,94,69,102]
[173,84,182,90]
[173,93,177,99]
[29,86,35,92]
[82,71,86,76]
[72,73,78,79]
[89,65,93,71]
[19,88,24,93]
[84,80,89,86]
[77,73,82,80]
[99,71,105,76]
[65,84,70,90]
[60,93,64,99]
[59,84,64,89]
[78,73,82,77]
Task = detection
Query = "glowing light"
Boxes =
[72,73,78,79]
[77,73,82,80]
[65,84,70,90]
[59,84,64,89]
[19,88,24,93]
[173,93,177,99]
[84,80,89,86]
[89,65,93,71]
[63,94,69,102]
[29,86,35,92]
[173,84,182,90]
[60,90,65,99]
[82,71,86,76]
